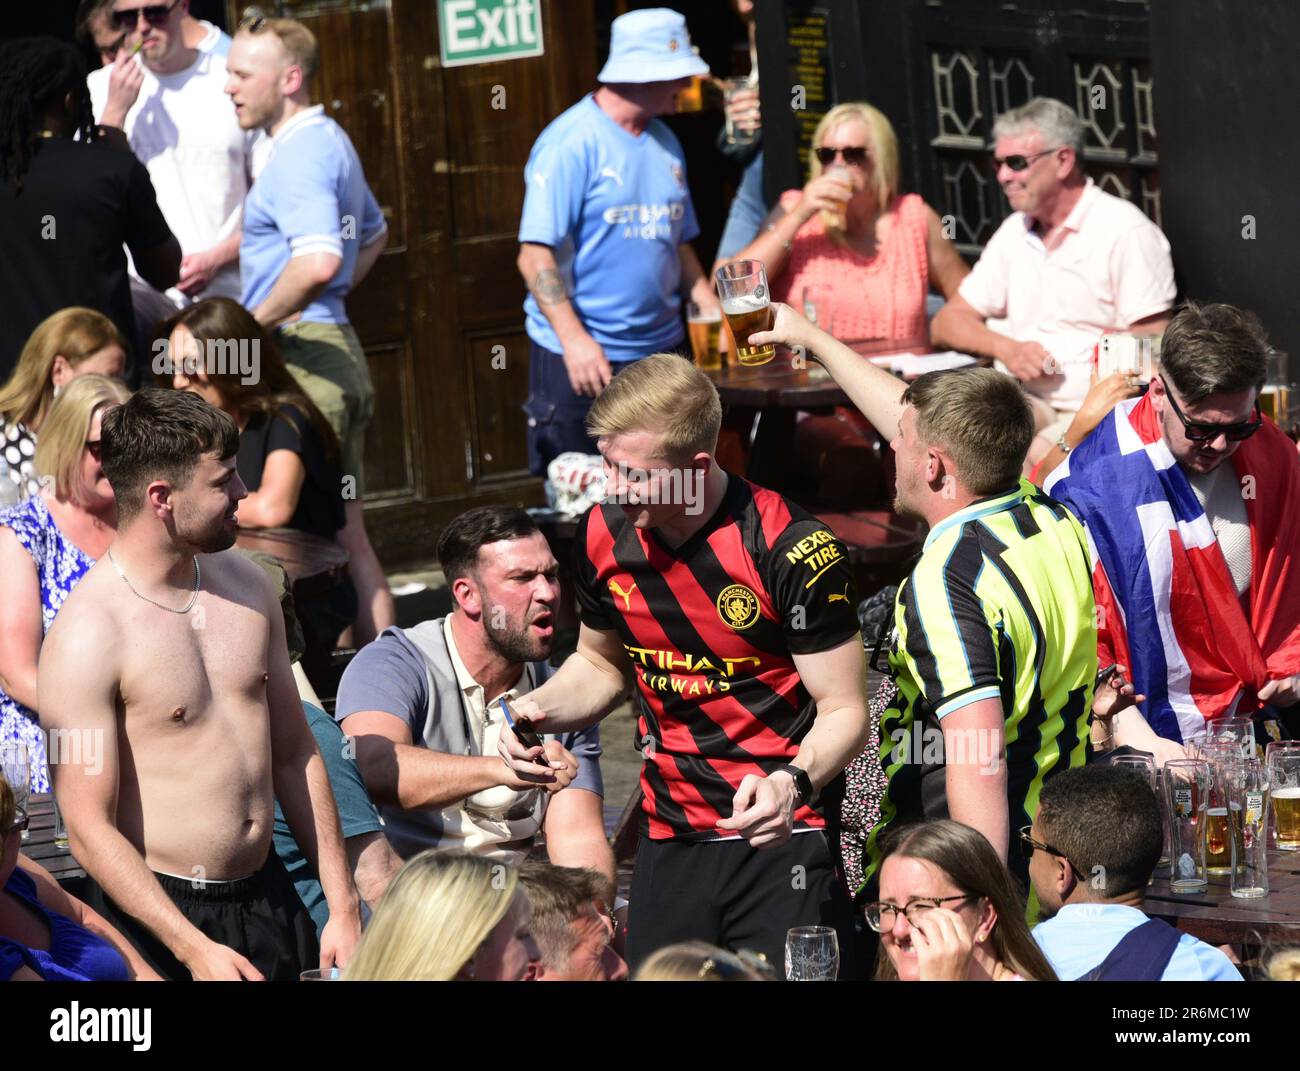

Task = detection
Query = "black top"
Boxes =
[237,404,345,540]
[0,137,172,378]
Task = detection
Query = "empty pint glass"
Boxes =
[716,260,775,366]
[1227,759,1269,898]
[1162,759,1211,893]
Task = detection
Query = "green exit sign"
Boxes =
[438,0,545,68]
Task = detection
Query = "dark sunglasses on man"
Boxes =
[112,0,181,32]
[1160,377,1262,442]
[992,147,1059,172]
[814,146,870,168]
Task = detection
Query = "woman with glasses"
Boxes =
[0,375,128,793]
[0,772,158,980]
[728,101,968,346]
[865,820,1057,981]
[0,307,127,506]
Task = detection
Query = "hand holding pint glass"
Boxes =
[715,260,775,366]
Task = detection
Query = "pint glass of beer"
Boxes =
[1267,741,1300,850]
[1261,347,1292,426]
[820,165,852,233]
[716,260,775,366]
[686,301,722,371]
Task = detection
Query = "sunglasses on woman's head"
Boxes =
[814,146,870,168]
[112,0,181,31]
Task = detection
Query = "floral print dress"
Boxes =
[0,495,94,792]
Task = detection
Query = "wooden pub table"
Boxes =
[1144,849,1300,949]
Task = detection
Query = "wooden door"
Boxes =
[236,1,600,564]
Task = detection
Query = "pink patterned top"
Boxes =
[772,191,931,343]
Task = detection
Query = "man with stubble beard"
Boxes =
[39,389,361,980]
[337,507,614,886]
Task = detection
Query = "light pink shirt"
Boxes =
[959,179,1175,411]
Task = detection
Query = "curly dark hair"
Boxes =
[0,37,99,193]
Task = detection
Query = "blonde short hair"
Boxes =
[901,367,1033,495]
[35,374,130,504]
[634,941,767,982]
[239,14,319,80]
[809,101,901,209]
[0,307,124,432]
[586,354,722,461]
[344,851,519,981]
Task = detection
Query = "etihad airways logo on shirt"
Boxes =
[624,644,764,696]
[603,202,685,240]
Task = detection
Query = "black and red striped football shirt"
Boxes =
[574,475,860,841]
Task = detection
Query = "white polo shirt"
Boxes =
[959,179,1175,412]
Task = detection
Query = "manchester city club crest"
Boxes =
[716,584,760,630]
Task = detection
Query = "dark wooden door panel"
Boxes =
[467,330,532,482]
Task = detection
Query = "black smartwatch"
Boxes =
[774,763,814,806]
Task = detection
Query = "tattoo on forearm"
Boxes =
[532,268,568,305]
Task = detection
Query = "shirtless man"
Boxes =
[39,388,361,980]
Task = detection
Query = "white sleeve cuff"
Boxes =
[289,234,344,259]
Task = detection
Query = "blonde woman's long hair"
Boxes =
[808,101,901,212]
[344,851,519,981]
[0,308,125,433]
[34,374,130,504]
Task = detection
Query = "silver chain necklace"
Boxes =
[106,548,201,614]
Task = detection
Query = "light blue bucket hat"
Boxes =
[597,8,710,84]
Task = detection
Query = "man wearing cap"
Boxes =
[516,8,723,475]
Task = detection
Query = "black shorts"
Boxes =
[625,830,867,980]
[83,851,319,981]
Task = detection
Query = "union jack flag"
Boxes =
[1046,394,1300,743]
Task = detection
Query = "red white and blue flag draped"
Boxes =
[1046,393,1300,743]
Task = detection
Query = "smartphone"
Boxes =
[497,698,549,767]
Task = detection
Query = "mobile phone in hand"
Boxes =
[498,698,549,767]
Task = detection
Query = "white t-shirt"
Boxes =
[1189,461,1252,597]
[959,179,1175,413]
[88,48,264,304]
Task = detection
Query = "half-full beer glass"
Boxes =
[716,260,775,366]
[1267,740,1300,850]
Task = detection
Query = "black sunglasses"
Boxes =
[112,0,181,31]
[992,147,1059,172]
[1018,825,1086,880]
[815,146,870,168]
[1160,377,1262,443]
